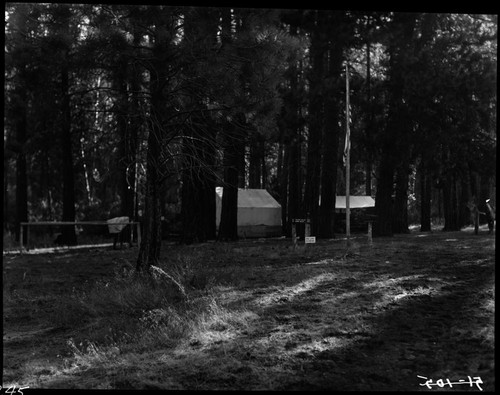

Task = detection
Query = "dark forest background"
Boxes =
[4,5,496,269]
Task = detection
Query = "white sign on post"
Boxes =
[305,236,316,244]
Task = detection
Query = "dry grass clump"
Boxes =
[45,250,258,379]
[48,291,259,387]
[188,294,258,342]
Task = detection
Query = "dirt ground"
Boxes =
[2,226,495,391]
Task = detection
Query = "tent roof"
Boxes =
[335,195,375,209]
[216,187,281,208]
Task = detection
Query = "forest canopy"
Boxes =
[4,5,497,268]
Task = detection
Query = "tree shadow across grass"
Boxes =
[165,231,495,391]
[265,243,495,391]
[4,231,494,390]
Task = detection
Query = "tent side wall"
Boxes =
[215,188,282,238]
[237,207,282,238]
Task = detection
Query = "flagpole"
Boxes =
[345,62,351,248]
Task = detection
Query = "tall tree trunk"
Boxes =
[365,39,373,197]
[198,116,218,241]
[260,139,267,189]
[127,9,143,222]
[374,12,416,237]
[277,19,302,237]
[136,139,162,269]
[419,159,432,231]
[279,137,290,235]
[201,136,217,241]
[218,168,239,241]
[15,87,28,244]
[115,56,131,220]
[181,114,217,243]
[248,132,262,189]
[235,12,250,190]
[4,141,10,232]
[288,134,301,230]
[318,39,342,239]
[180,130,198,244]
[180,7,219,243]
[60,50,77,245]
[126,85,139,222]
[136,110,164,270]
[303,11,324,236]
[237,138,246,189]
[45,155,54,221]
[13,69,28,243]
[12,5,29,243]
[442,172,461,231]
[287,42,302,233]
[458,169,471,228]
[365,163,373,197]
[392,162,410,233]
[136,14,172,271]
[374,156,395,236]
[218,118,244,241]
[217,7,241,241]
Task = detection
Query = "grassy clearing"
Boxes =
[2,227,496,390]
[3,243,262,389]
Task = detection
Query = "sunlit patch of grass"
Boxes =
[252,272,336,307]
[358,274,448,308]
[64,338,118,368]
[292,336,351,356]
[473,283,495,347]
[482,297,495,313]
[186,295,259,347]
[4,233,494,390]
[362,274,426,290]
[4,344,93,389]
[392,284,434,301]
[39,296,260,389]
[40,261,261,387]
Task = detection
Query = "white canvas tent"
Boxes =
[334,195,375,212]
[215,187,282,238]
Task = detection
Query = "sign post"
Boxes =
[291,217,315,248]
